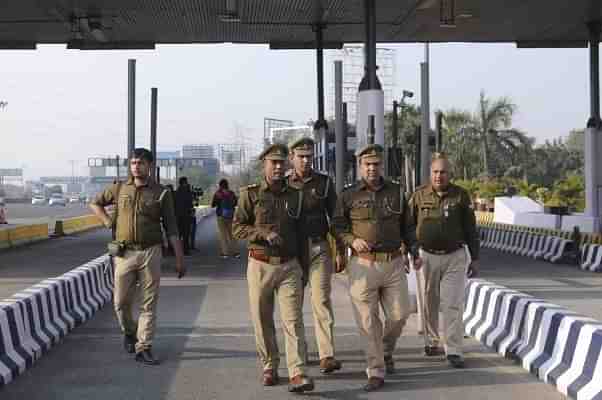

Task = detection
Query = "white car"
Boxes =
[69,196,80,204]
[31,195,47,205]
[49,194,66,207]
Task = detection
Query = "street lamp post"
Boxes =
[392,90,413,183]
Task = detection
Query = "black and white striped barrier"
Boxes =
[580,244,602,272]
[464,279,602,400]
[0,254,113,387]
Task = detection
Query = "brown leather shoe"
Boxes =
[319,357,342,374]
[363,377,385,392]
[424,345,445,357]
[262,369,279,386]
[288,375,315,393]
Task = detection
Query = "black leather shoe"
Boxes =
[384,355,395,375]
[363,377,385,392]
[424,345,445,357]
[447,354,465,368]
[123,335,137,354]
[135,349,159,365]
[319,357,342,374]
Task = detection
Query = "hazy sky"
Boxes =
[0,42,592,180]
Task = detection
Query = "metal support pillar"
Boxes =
[127,59,136,159]
[150,87,158,182]
[415,125,422,188]
[357,0,384,152]
[313,24,329,173]
[585,21,602,232]
[335,61,345,194]
[420,44,432,185]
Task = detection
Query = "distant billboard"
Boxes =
[0,168,22,177]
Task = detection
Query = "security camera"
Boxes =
[403,90,414,98]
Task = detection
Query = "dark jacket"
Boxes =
[212,189,238,218]
[175,185,194,217]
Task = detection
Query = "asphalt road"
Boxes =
[0,216,565,400]
[0,202,92,228]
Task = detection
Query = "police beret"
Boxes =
[356,144,384,161]
[289,137,315,155]
[259,143,288,161]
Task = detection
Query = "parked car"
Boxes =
[49,194,66,207]
[69,195,80,204]
[31,195,47,205]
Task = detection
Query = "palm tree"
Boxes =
[474,91,517,176]
[440,109,478,180]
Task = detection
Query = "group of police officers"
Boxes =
[233,138,479,393]
[90,140,479,393]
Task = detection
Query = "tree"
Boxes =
[440,109,480,180]
[473,90,517,177]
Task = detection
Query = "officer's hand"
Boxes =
[467,260,479,278]
[352,238,371,253]
[335,254,346,273]
[413,256,423,270]
[401,255,410,273]
[266,232,283,246]
[176,260,186,279]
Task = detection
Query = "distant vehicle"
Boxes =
[49,194,66,207]
[31,195,47,205]
[0,198,6,224]
[69,195,80,203]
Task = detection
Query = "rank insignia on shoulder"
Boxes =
[242,183,259,191]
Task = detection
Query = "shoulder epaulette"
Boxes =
[415,184,429,191]
[241,183,259,191]
[343,182,358,191]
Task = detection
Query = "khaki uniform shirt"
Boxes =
[407,183,479,260]
[92,178,178,247]
[333,178,410,253]
[287,171,336,240]
[232,179,303,258]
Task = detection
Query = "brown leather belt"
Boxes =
[352,249,402,262]
[249,249,292,265]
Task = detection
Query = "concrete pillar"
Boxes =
[150,87,158,182]
[314,24,329,173]
[585,21,602,232]
[420,44,431,185]
[334,61,345,194]
[357,0,385,150]
[127,59,136,159]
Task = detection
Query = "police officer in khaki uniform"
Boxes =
[333,144,411,392]
[287,137,344,375]
[90,148,185,365]
[233,144,314,393]
[408,153,479,368]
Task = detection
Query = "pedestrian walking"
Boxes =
[407,152,480,368]
[175,177,194,256]
[233,144,314,393]
[332,144,412,392]
[90,148,185,365]
[211,178,240,258]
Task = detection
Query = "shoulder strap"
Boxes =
[111,182,123,240]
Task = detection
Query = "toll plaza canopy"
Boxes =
[1,1,601,49]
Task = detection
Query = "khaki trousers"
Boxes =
[303,239,336,360]
[419,247,469,356]
[247,257,307,377]
[217,217,237,256]
[347,255,410,378]
[113,244,162,353]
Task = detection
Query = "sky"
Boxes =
[0,42,592,180]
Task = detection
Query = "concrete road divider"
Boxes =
[54,214,104,236]
[0,224,48,250]
[464,279,602,400]
[0,254,113,387]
